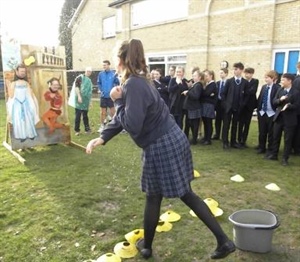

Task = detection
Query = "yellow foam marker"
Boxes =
[156,220,173,232]
[230,174,245,182]
[124,229,144,244]
[160,210,181,222]
[96,253,121,262]
[24,55,36,66]
[265,183,280,191]
[189,210,197,217]
[194,170,201,177]
[113,241,138,258]
[204,198,223,217]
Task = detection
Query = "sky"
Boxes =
[0,0,65,46]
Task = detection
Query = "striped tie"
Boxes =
[262,86,269,112]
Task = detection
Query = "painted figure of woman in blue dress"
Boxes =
[6,64,40,142]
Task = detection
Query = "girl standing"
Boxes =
[86,39,235,260]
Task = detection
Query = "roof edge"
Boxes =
[108,0,130,8]
[68,0,88,29]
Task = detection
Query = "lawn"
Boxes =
[0,99,299,262]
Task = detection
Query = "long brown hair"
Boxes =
[118,39,149,84]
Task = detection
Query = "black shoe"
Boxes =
[190,140,197,145]
[257,149,266,154]
[240,143,248,148]
[199,138,206,144]
[223,143,229,150]
[136,239,152,259]
[265,154,278,160]
[212,135,219,140]
[282,159,288,166]
[203,140,212,145]
[231,142,242,149]
[211,240,236,259]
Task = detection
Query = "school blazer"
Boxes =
[257,84,279,112]
[183,82,203,110]
[272,87,300,126]
[244,78,259,110]
[221,77,246,113]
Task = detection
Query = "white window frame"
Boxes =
[102,16,116,39]
[272,49,300,74]
[131,0,188,28]
[146,54,187,75]
[116,8,122,32]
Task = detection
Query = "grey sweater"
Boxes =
[100,75,175,148]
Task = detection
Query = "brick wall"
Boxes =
[70,0,299,86]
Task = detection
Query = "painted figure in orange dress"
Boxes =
[42,77,64,134]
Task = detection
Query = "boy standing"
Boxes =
[212,68,228,140]
[238,67,259,147]
[221,62,247,149]
[266,73,300,165]
[97,60,119,133]
[256,70,279,155]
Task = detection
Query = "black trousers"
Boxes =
[271,117,296,160]
[75,108,90,132]
[202,117,213,142]
[257,113,275,152]
[238,107,253,144]
[292,115,300,154]
[222,109,239,145]
[214,100,223,138]
[189,118,200,143]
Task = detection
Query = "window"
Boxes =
[273,50,300,74]
[147,54,187,76]
[116,8,122,32]
[103,16,116,38]
[131,0,188,28]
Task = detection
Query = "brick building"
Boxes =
[69,0,300,84]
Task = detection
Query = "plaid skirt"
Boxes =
[201,103,215,119]
[141,124,194,198]
[188,108,202,119]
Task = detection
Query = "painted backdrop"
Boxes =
[1,36,71,150]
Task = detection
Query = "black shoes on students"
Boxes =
[136,239,152,259]
[136,238,235,260]
[210,240,236,259]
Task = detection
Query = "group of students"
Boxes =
[150,62,300,166]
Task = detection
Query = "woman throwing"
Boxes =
[86,39,235,260]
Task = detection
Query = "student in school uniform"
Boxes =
[182,70,204,145]
[212,68,228,140]
[221,62,247,149]
[168,66,189,129]
[200,70,218,145]
[256,70,279,155]
[238,67,259,147]
[291,61,300,155]
[86,39,235,260]
[152,68,169,106]
[266,73,300,165]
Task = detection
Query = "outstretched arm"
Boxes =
[86,137,105,154]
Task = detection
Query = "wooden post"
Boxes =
[2,141,26,165]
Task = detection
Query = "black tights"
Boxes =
[143,191,228,249]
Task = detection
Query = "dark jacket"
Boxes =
[168,77,189,114]
[244,78,259,110]
[101,75,176,148]
[153,79,169,106]
[273,86,300,126]
[183,82,203,110]
[221,77,246,113]
[200,81,218,105]
[257,83,279,112]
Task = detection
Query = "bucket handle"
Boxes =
[254,210,280,230]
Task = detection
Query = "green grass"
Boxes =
[0,99,299,262]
